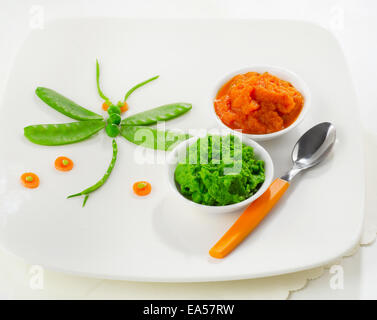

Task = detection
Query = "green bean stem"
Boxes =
[96,59,110,101]
[67,139,118,207]
[124,75,159,102]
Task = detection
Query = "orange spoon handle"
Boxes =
[209,178,290,259]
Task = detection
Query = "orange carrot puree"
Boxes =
[214,72,304,134]
[20,172,40,189]
[133,181,152,196]
[55,156,74,171]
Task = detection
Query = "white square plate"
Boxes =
[0,19,364,281]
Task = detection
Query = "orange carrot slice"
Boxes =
[55,156,74,171]
[102,101,110,111]
[120,102,128,113]
[20,172,40,189]
[133,181,152,196]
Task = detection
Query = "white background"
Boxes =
[0,0,376,299]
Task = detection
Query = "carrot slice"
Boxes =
[102,101,110,111]
[55,156,74,171]
[133,181,152,196]
[20,172,40,189]
[120,102,128,113]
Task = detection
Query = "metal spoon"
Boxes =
[209,122,336,259]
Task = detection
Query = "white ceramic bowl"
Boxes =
[166,134,274,214]
[211,65,311,141]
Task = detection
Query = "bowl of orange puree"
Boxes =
[213,66,311,141]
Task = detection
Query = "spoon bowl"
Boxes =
[282,122,336,182]
[292,122,336,169]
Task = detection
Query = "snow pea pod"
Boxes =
[67,139,118,207]
[120,125,190,151]
[121,103,192,126]
[36,87,103,121]
[24,120,106,146]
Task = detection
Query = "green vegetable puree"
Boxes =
[174,134,265,206]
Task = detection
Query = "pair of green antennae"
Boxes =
[96,59,159,104]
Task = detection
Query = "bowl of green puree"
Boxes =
[166,133,274,213]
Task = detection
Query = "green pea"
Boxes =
[62,159,69,166]
[105,123,120,137]
[108,113,121,125]
[25,176,34,182]
[137,182,147,189]
[107,105,121,115]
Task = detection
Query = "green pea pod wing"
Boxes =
[36,87,103,121]
[24,120,106,146]
[121,103,192,126]
[120,125,190,151]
